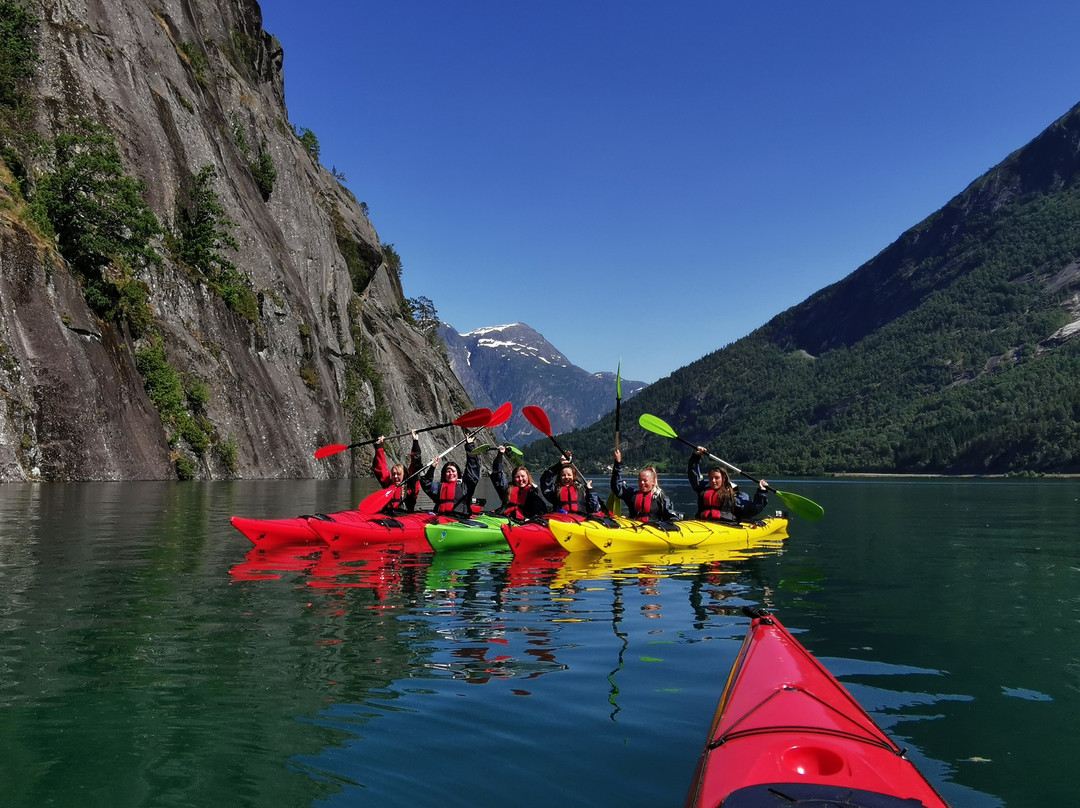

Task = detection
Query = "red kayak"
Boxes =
[686,610,951,808]
[501,513,587,554]
[305,511,440,553]
[229,511,358,547]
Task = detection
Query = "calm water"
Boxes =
[1,476,1078,807]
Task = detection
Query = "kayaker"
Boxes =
[610,448,679,522]
[490,446,549,520]
[688,447,767,522]
[539,453,601,515]
[371,430,423,513]
[421,438,481,518]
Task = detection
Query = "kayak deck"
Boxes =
[424,513,510,551]
[549,514,788,553]
[686,610,951,808]
[501,512,587,553]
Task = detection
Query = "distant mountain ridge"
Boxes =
[439,322,646,446]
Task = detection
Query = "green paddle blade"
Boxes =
[638,413,677,439]
[774,489,824,522]
[470,443,493,455]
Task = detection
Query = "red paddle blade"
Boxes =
[488,402,513,428]
[453,408,491,429]
[314,444,349,459]
[522,405,551,436]
[356,485,396,515]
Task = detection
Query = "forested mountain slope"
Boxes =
[563,102,1080,476]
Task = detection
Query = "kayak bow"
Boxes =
[686,609,951,808]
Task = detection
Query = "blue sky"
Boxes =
[256,0,1080,383]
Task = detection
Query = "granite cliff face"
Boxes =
[0,0,477,481]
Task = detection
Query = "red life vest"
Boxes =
[555,485,581,513]
[700,487,734,520]
[634,491,654,522]
[383,485,404,512]
[505,485,530,520]
[436,482,459,514]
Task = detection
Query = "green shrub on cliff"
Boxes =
[171,164,258,321]
[27,119,161,335]
[0,0,39,113]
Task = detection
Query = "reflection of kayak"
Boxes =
[423,546,511,589]
[686,610,951,808]
[229,511,356,547]
[425,513,510,551]
[307,543,431,597]
[548,514,788,553]
[550,539,786,587]
[228,544,322,580]
[306,511,439,552]
[501,513,586,554]
[505,548,566,590]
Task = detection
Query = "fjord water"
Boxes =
[1,477,1076,807]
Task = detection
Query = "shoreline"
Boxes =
[828,472,1080,479]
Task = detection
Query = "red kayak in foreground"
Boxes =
[686,609,951,808]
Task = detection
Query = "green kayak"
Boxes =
[424,513,510,551]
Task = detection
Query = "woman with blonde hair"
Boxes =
[610,448,678,523]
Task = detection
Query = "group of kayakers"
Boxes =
[371,430,770,525]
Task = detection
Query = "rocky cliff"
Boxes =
[0,0,480,481]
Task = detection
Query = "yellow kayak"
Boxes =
[547,514,788,553]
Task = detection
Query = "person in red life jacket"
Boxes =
[539,452,601,515]
[610,448,679,522]
[420,438,480,518]
[687,447,767,521]
[490,446,549,521]
[371,430,423,513]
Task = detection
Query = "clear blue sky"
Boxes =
[257,0,1080,383]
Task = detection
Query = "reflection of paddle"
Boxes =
[314,408,491,459]
[638,413,824,522]
[606,361,623,516]
[355,403,512,515]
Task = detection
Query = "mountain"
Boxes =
[438,323,646,446]
[0,0,483,481]
[562,102,1080,476]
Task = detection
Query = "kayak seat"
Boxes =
[719,782,934,808]
[371,518,404,529]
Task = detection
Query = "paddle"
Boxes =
[638,413,825,522]
[607,361,623,516]
[354,403,512,515]
[314,407,492,459]
[487,401,513,429]
[522,405,579,471]
[472,442,525,461]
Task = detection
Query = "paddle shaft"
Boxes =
[674,434,769,491]
[357,428,485,513]
[345,420,462,450]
